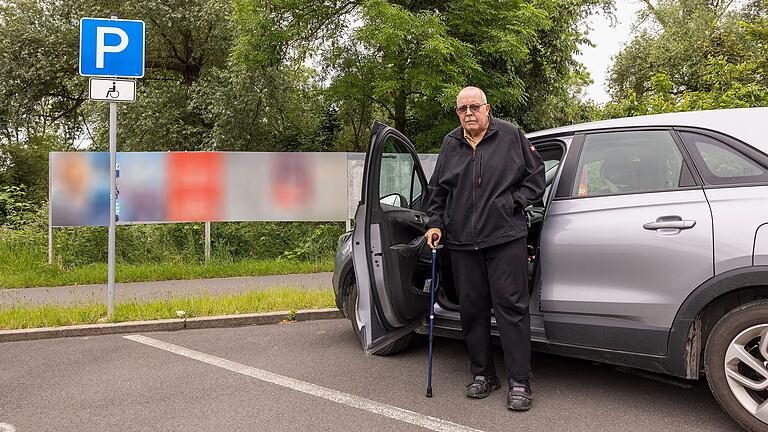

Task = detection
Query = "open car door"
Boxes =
[352,121,431,354]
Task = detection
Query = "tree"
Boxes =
[0,0,106,205]
[92,0,234,152]
[333,0,613,150]
[602,0,768,117]
[233,0,614,151]
[0,0,241,185]
[1,0,619,209]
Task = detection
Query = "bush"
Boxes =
[0,204,345,270]
[51,221,343,267]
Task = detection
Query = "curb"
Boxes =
[0,308,343,343]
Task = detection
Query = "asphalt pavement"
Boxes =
[0,318,741,432]
[0,272,333,307]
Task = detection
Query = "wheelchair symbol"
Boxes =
[106,82,120,99]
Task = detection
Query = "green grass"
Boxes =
[0,288,336,329]
[0,257,334,289]
[0,219,343,289]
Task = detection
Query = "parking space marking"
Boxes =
[0,423,16,432]
[124,334,484,432]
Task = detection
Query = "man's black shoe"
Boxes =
[464,375,501,399]
[507,379,532,411]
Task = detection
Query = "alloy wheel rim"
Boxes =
[724,323,768,423]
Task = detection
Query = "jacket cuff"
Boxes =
[512,192,528,209]
[426,217,443,230]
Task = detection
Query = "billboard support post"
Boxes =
[48,226,53,265]
[204,221,211,263]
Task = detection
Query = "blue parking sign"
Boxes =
[80,18,145,78]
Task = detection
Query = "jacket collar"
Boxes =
[449,113,499,144]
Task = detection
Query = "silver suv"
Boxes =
[332,107,768,432]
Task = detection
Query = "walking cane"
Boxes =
[426,233,442,398]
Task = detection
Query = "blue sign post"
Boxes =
[79,16,145,318]
[80,17,145,78]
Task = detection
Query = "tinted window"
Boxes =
[379,136,423,209]
[534,143,564,204]
[571,130,692,197]
[680,132,768,185]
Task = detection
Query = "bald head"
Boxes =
[456,86,490,138]
[456,86,487,105]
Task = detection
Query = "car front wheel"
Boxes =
[704,300,768,432]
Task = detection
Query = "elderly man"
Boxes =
[424,86,545,411]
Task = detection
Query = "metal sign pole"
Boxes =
[79,13,142,318]
[108,100,117,318]
[48,155,53,265]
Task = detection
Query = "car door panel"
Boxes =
[539,129,714,356]
[540,191,714,354]
[352,122,431,354]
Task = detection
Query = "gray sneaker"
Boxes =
[464,375,501,399]
[507,379,532,411]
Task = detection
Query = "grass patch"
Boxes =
[0,219,344,289]
[0,288,336,329]
[0,257,334,289]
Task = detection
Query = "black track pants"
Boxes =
[449,237,531,380]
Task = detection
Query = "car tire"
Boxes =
[704,300,768,432]
[344,279,414,356]
[343,278,360,339]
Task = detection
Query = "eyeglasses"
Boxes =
[456,103,487,115]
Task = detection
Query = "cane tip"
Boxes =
[426,389,433,398]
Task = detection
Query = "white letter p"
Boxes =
[96,27,129,69]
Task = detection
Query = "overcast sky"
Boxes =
[576,0,645,104]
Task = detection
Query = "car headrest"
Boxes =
[600,150,637,190]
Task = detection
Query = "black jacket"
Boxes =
[426,116,545,250]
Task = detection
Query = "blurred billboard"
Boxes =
[50,152,437,227]
[50,152,110,226]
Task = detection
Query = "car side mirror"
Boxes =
[380,193,406,208]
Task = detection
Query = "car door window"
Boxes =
[534,144,564,204]
[379,136,423,209]
[679,131,768,185]
[571,130,694,197]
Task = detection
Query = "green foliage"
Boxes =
[1,0,615,159]
[603,0,768,117]
[0,186,35,228]
[0,0,97,147]
[0,216,340,288]
[0,0,622,285]
[280,223,345,261]
[0,134,60,207]
[232,0,614,151]
[43,221,344,267]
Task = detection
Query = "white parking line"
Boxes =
[0,423,16,432]
[123,334,485,432]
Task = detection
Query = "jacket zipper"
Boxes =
[471,147,478,249]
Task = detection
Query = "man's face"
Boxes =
[456,91,490,135]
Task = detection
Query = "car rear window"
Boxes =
[680,131,768,185]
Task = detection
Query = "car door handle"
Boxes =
[643,217,696,231]
[414,214,424,223]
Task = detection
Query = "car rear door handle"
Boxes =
[643,216,696,231]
